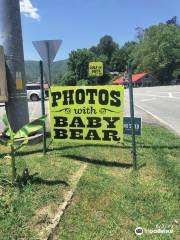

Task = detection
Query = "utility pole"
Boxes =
[0,0,29,131]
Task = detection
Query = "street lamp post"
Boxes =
[0,0,29,131]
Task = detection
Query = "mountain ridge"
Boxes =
[25,59,68,82]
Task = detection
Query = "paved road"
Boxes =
[0,86,180,135]
[125,85,180,135]
[0,101,49,132]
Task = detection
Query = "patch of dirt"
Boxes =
[30,163,88,240]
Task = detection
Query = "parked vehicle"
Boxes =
[26,83,48,101]
[170,79,180,85]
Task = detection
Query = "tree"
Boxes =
[89,46,99,55]
[67,36,119,85]
[53,73,63,85]
[96,35,119,65]
[132,23,180,84]
[61,71,77,86]
[95,54,111,84]
[135,27,145,42]
[68,48,96,82]
[166,16,179,26]
[110,41,137,73]
[110,48,126,72]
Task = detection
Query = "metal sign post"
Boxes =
[46,41,52,86]
[127,64,137,170]
[33,40,62,86]
[40,61,46,155]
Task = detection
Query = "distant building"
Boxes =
[113,73,159,87]
[109,71,119,76]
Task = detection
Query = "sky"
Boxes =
[20,0,180,61]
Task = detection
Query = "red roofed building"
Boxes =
[113,73,159,87]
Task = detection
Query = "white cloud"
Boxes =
[20,0,40,21]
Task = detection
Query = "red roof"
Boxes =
[113,73,147,85]
[113,76,125,85]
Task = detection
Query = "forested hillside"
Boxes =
[58,16,180,86]
[25,59,68,83]
[25,17,180,86]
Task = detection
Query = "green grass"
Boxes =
[57,125,180,240]
[0,124,180,239]
[0,141,82,240]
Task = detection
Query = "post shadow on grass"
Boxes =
[30,177,69,186]
[17,143,122,156]
[16,142,180,158]
[0,152,7,159]
[16,168,69,186]
[61,154,133,168]
[14,168,69,188]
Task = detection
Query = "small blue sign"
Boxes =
[123,117,142,136]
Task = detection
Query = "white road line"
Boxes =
[126,93,180,100]
[135,104,180,136]
[168,92,173,98]
[132,93,167,98]
[170,97,180,100]
[141,98,156,102]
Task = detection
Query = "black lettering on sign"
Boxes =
[54,129,68,139]
[110,91,121,107]
[51,92,61,107]
[70,129,83,140]
[87,117,101,128]
[54,117,68,127]
[102,130,120,141]
[62,90,74,105]
[76,89,85,104]
[103,117,120,128]
[69,117,85,128]
[99,89,109,105]
[86,89,97,104]
[85,130,101,140]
